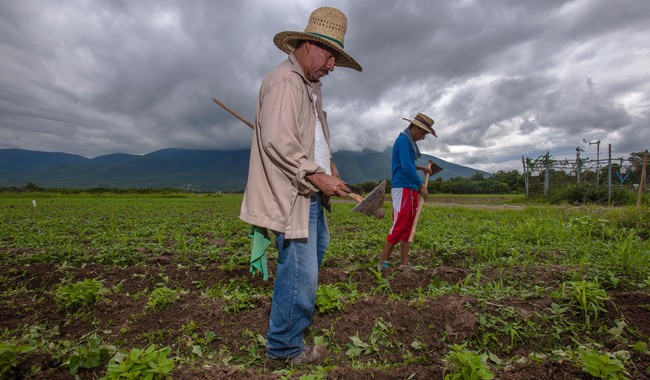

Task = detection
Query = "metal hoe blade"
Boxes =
[352,180,387,218]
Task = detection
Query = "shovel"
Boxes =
[213,97,386,218]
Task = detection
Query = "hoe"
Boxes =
[213,97,387,218]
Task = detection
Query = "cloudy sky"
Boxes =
[1,0,648,173]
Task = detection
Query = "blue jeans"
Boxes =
[266,193,329,359]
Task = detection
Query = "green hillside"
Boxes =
[0,148,487,191]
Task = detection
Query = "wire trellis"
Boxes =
[522,144,648,204]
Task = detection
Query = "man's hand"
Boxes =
[306,172,351,197]
[417,165,433,176]
[419,184,429,199]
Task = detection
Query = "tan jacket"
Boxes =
[239,54,332,239]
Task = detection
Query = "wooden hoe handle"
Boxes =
[213,96,369,207]
[213,98,255,129]
[408,160,433,243]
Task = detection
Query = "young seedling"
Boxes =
[54,278,108,311]
[104,344,174,379]
[578,347,630,380]
[443,344,494,380]
[147,286,182,311]
[316,284,343,314]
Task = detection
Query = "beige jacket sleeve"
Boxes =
[256,62,323,195]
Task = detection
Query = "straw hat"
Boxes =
[273,7,362,71]
[403,113,437,137]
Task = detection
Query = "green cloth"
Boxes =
[249,225,271,281]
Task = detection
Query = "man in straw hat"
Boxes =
[239,7,361,364]
[378,113,437,272]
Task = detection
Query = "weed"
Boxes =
[578,347,630,380]
[409,287,429,310]
[312,327,335,350]
[552,280,609,329]
[476,308,525,353]
[0,339,37,378]
[147,286,182,311]
[54,277,108,310]
[345,318,394,360]
[632,341,648,355]
[427,276,451,297]
[369,268,391,295]
[177,320,219,359]
[295,366,327,379]
[605,229,648,279]
[316,284,343,314]
[202,279,267,313]
[337,278,362,303]
[235,330,266,366]
[2,194,650,377]
[62,333,115,376]
[607,320,629,344]
[443,344,495,380]
[597,271,620,290]
[104,344,174,379]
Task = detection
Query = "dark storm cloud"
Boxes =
[1,0,648,173]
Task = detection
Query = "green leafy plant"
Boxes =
[202,279,268,313]
[607,320,629,344]
[410,287,429,310]
[222,282,259,313]
[316,284,343,313]
[235,330,266,366]
[578,347,629,380]
[605,229,648,279]
[443,344,494,380]
[0,340,36,378]
[297,366,327,379]
[177,320,219,359]
[54,278,108,310]
[147,286,181,311]
[345,318,394,359]
[63,333,115,376]
[552,280,609,329]
[104,344,174,379]
[369,268,391,295]
[3,193,650,378]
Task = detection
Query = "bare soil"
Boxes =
[1,258,649,379]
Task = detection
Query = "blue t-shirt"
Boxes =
[391,133,422,190]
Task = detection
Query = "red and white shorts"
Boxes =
[386,187,419,244]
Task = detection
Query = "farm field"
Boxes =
[1,193,649,379]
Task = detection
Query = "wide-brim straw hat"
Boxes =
[273,7,362,71]
[403,113,437,137]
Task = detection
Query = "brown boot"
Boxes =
[289,345,328,365]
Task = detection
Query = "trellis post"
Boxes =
[607,144,612,205]
[522,156,529,198]
[638,150,648,209]
[544,152,550,197]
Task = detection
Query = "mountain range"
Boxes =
[0,148,487,192]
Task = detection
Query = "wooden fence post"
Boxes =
[637,150,648,209]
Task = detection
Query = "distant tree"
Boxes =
[628,150,649,186]
[470,172,486,181]
[629,151,648,170]
[424,173,522,195]
[429,177,444,194]
[357,181,382,193]
[492,170,524,192]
